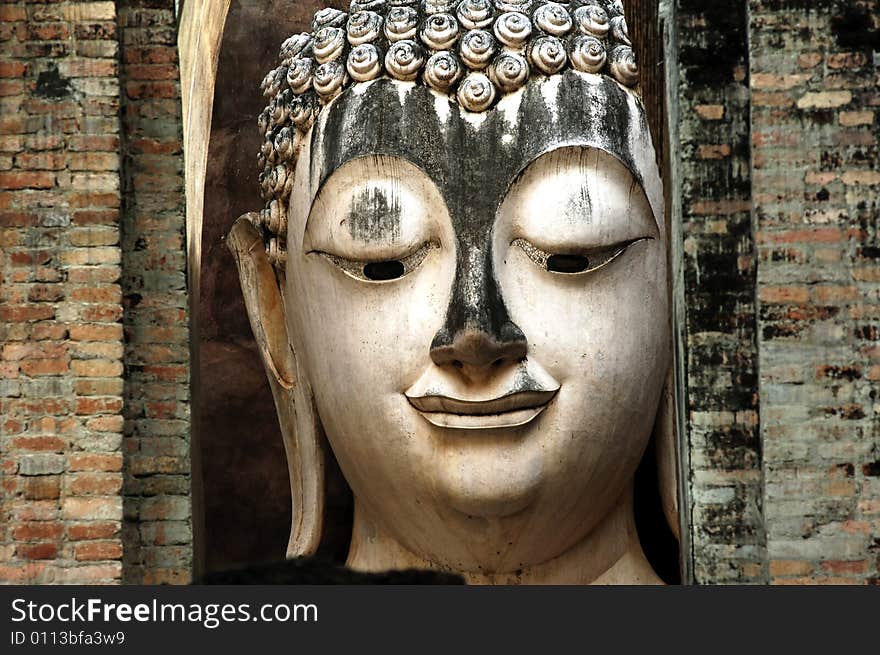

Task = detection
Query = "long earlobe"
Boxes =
[227,214,325,557]
[655,364,680,541]
[227,215,295,388]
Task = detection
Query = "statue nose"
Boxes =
[431,240,527,375]
[430,323,527,372]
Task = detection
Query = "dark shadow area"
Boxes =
[634,437,681,584]
[197,557,463,585]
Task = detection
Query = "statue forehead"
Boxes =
[308,71,649,209]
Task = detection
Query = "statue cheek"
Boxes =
[497,242,667,385]
[287,244,457,394]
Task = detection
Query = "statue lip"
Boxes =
[405,389,558,430]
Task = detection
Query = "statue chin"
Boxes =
[230,2,677,584]
[435,444,544,520]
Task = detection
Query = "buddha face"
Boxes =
[276,71,670,573]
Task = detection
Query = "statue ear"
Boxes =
[655,364,680,542]
[226,215,295,388]
[227,214,325,557]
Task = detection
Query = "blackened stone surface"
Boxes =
[676,0,767,583]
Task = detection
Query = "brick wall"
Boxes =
[749,0,879,585]
[0,0,125,583]
[0,0,189,585]
[675,0,880,583]
[118,1,191,585]
[675,1,767,583]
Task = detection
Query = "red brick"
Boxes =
[128,138,180,155]
[0,171,55,190]
[69,152,118,172]
[0,80,24,96]
[698,144,733,159]
[3,342,67,361]
[27,23,70,40]
[81,305,123,322]
[0,564,47,583]
[67,473,122,496]
[85,415,123,432]
[689,199,751,215]
[10,437,67,452]
[19,358,69,376]
[75,397,123,415]
[814,286,860,303]
[56,563,121,582]
[58,58,116,78]
[70,286,121,303]
[10,250,53,266]
[72,209,119,225]
[13,501,59,521]
[27,284,65,302]
[769,560,813,576]
[68,453,122,472]
[752,91,794,107]
[68,266,121,284]
[0,6,27,21]
[67,135,119,152]
[18,543,58,560]
[15,152,65,170]
[125,81,177,99]
[71,341,122,359]
[125,64,180,81]
[11,522,64,541]
[69,191,119,209]
[759,285,810,305]
[820,560,868,575]
[69,324,123,342]
[74,540,123,561]
[758,228,842,244]
[23,476,61,500]
[67,522,120,541]
[32,323,68,340]
[71,359,122,377]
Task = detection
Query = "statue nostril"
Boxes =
[452,360,464,370]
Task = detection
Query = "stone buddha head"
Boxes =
[228,0,677,584]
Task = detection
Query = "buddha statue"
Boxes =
[227,0,677,584]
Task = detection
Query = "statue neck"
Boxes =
[346,488,662,585]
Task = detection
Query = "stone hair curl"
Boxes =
[253,0,640,268]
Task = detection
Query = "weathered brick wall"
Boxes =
[676,0,880,584]
[675,1,767,583]
[118,1,191,585]
[749,0,879,585]
[0,1,125,583]
[0,0,190,585]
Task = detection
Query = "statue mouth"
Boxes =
[406,389,558,430]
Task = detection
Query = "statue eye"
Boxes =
[546,254,591,274]
[363,260,405,281]
[512,238,649,275]
[315,241,439,283]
